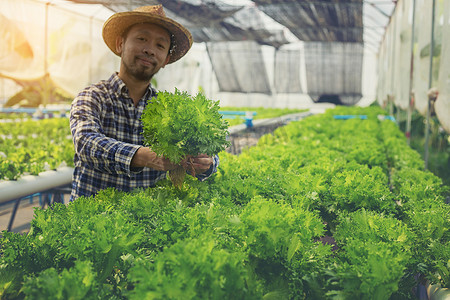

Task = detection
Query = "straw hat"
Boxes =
[102,5,193,64]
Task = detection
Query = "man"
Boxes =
[69,5,218,201]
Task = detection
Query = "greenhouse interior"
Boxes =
[0,0,449,299]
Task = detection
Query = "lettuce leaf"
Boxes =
[141,89,230,164]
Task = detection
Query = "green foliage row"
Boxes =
[0,118,74,180]
[0,106,304,181]
[220,106,307,127]
[0,113,30,120]
[0,106,448,299]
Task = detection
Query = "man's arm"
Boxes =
[70,89,143,175]
[131,146,178,171]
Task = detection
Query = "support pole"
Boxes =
[406,0,416,145]
[389,8,397,117]
[7,198,22,232]
[424,0,436,170]
[43,2,50,108]
[44,2,49,76]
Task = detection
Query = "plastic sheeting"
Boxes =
[274,48,302,93]
[435,0,450,132]
[376,0,412,111]
[157,0,241,27]
[0,0,119,104]
[206,41,271,94]
[413,0,434,116]
[304,42,363,105]
[255,0,364,43]
[103,0,242,28]
[97,0,291,49]
[393,0,413,110]
[153,43,208,96]
[377,0,450,132]
[189,5,290,48]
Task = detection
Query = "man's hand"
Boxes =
[182,154,213,176]
[132,148,213,175]
[131,147,178,171]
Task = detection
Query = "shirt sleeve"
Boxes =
[70,89,141,176]
[195,154,220,182]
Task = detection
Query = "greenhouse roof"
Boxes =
[64,0,396,53]
[1,0,397,107]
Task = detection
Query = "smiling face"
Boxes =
[116,22,171,83]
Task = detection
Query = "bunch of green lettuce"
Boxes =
[141,89,230,165]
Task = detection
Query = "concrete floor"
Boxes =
[0,194,70,234]
[0,200,39,233]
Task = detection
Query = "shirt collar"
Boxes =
[108,72,157,101]
[108,72,127,95]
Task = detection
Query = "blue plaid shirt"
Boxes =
[70,73,218,201]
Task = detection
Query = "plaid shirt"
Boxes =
[70,73,218,201]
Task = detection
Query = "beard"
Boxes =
[122,56,159,82]
[132,67,153,82]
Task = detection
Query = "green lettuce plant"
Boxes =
[141,89,230,188]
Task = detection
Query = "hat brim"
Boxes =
[102,11,193,64]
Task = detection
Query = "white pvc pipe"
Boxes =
[0,167,73,204]
[228,111,312,135]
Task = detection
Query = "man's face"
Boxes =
[116,23,171,82]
